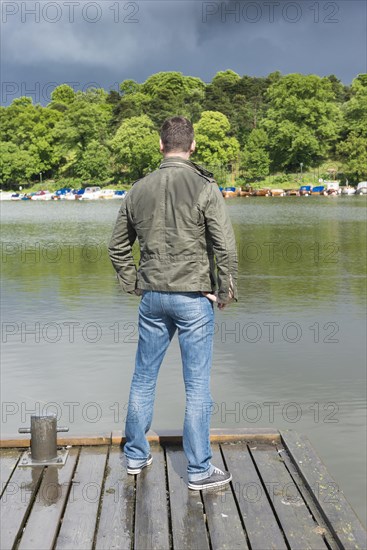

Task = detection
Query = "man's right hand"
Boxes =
[201,291,217,303]
[201,290,234,309]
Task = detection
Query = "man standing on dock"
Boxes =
[108,116,238,490]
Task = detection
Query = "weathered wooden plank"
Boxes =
[203,444,249,549]
[221,442,287,549]
[94,446,135,550]
[251,445,329,549]
[54,445,108,550]
[0,434,111,448]
[166,445,209,550]
[17,448,78,548]
[0,436,30,449]
[16,448,79,550]
[56,433,111,446]
[134,446,170,550]
[0,462,44,549]
[210,428,280,444]
[277,444,339,550]
[0,448,21,497]
[280,430,367,550]
[1,428,279,449]
[110,428,281,446]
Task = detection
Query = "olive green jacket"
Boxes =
[108,156,238,303]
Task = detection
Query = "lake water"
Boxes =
[1,196,366,523]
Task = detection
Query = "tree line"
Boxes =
[1,70,366,188]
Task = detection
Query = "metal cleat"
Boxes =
[18,414,69,467]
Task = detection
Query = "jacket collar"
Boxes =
[159,156,196,171]
[159,156,214,179]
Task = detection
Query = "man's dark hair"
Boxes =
[160,116,194,153]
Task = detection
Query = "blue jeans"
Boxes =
[124,290,215,481]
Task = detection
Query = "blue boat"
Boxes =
[311,186,326,195]
[299,185,312,196]
[74,188,85,199]
[54,187,72,196]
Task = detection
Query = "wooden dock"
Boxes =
[1,429,366,550]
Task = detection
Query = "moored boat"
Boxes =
[341,186,356,195]
[30,190,53,201]
[311,185,326,195]
[270,188,285,197]
[252,188,271,197]
[10,193,24,201]
[0,191,14,201]
[222,186,240,198]
[64,191,77,200]
[52,188,72,200]
[356,181,367,195]
[299,185,312,196]
[74,189,85,200]
[325,181,341,195]
[239,189,252,197]
[100,189,116,200]
[81,186,102,200]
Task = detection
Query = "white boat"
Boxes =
[100,189,116,200]
[341,186,356,195]
[11,193,25,201]
[31,190,53,201]
[81,186,102,200]
[0,191,14,201]
[325,181,341,195]
[355,182,367,195]
[64,191,77,200]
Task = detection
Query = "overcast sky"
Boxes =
[1,0,366,105]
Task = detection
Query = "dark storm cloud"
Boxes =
[1,0,366,104]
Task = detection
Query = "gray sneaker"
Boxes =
[188,466,232,490]
[126,454,153,475]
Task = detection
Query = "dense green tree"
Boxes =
[337,133,367,182]
[120,79,141,95]
[341,74,367,136]
[74,140,112,182]
[193,111,240,173]
[0,97,62,181]
[49,89,113,178]
[113,91,152,126]
[142,71,205,125]
[51,84,76,105]
[52,91,112,160]
[0,142,38,185]
[203,71,273,145]
[109,115,161,180]
[203,70,241,119]
[337,74,367,181]
[326,75,350,103]
[241,129,270,179]
[106,90,121,106]
[262,74,342,171]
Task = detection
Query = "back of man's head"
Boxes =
[160,116,194,154]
